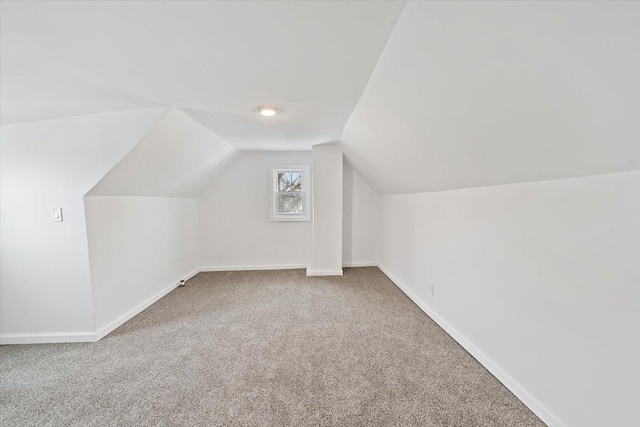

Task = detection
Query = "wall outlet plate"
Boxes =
[429,282,435,296]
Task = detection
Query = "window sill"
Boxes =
[269,215,311,222]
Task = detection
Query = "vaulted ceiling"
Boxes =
[0,0,404,149]
[2,1,638,195]
[342,1,640,193]
[87,108,237,197]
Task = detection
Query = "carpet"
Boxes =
[0,267,545,426]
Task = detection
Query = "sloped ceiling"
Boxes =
[342,1,640,194]
[95,107,171,177]
[3,1,638,195]
[87,108,237,197]
[1,0,405,150]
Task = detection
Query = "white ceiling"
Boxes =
[343,1,640,194]
[88,108,238,197]
[0,0,405,150]
[3,1,638,196]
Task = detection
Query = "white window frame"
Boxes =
[269,165,311,222]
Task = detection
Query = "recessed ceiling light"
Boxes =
[258,106,278,117]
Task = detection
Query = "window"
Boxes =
[269,166,311,221]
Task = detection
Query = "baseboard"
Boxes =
[182,268,201,282]
[0,332,97,345]
[377,263,567,427]
[95,267,200,340]
[200,264,308,272]
[200,263,376,272]
[306,269,344,276]
[342,261,378,267]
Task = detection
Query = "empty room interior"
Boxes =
[1,1,639,426]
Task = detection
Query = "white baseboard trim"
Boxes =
[0,331,97,345]
[182,268,201,282]
[200,264,308,272]
[342,261,378,267]
[95,267,200,340]
[306,269,344,276]
[377,263,567,427]
[201,263,376,271]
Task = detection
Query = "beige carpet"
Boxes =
[0,267,545,426]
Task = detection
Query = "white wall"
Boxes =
[378,171,640,427]
[307,144,343,276]
[343,161,379,266]
[85,196,199,337]
[198,151,312,270]
[0,109,167,343]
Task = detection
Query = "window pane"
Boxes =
[278,172,302,192]
[277,193,303,214]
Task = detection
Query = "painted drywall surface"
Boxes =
[343,1,640,194]
[1,1,405,150]
[96,108,171,175]
[85,196,198,334]
[88,108,238,197]
[343,161,380,266]
[307,144,343,275]
[379,171,640,427]
[0,109,166,339]
[198,151,312,269]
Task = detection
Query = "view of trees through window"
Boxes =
[277,172,303,214]
[278,172,302,192]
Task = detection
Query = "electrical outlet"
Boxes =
[429,282,435,296]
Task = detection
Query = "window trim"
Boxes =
[269,165,311,222]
